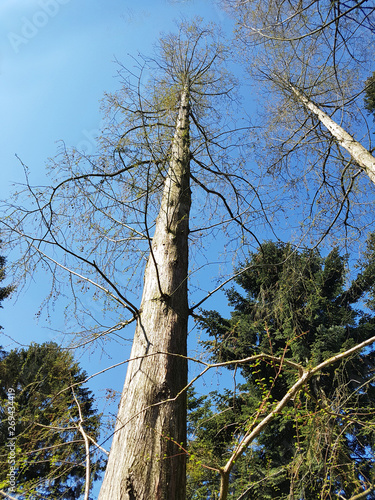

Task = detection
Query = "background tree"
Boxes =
[223,0,375,244]
[0,249,13,329]
[0,342,105,499]
[188,238,375,499]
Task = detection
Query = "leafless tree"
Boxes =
[1,20,275,499]
[223,0,375,245]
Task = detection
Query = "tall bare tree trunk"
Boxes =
[290,84,375,185]
[98,88,191,499]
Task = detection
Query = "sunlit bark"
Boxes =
[98,88,191,500]
[290,84,375,186]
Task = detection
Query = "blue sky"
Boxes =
[0,0,228,194]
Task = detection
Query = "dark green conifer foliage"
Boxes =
[0,342,105,499]
[188,239,375,499]
[0,252,13,316]
[0,250,13,359]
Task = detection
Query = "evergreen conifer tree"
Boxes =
[189,239,375,499]
[0,251,13,324]
[0,342,105,499]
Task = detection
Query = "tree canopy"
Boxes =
[0,342,105,499]
[97,20,270,499]
[0,249,13,322]
[365,71,375,121]
[223,0,375,243]
[189,238,375,499]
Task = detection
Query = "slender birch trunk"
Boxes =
[290,84,375,185]
[98,87,191,499]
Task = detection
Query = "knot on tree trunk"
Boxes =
[124,473,136,500]
[156,381,172,402]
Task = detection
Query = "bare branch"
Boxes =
[72,388,91,500]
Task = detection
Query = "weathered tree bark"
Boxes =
[290,84,375,185]
[98,88,191,499]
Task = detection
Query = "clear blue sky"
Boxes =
[0,0,229,195]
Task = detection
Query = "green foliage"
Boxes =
[0,250,13,315]
[189,239,375,499]
[187,389,220,499]
[0,342,105,499]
